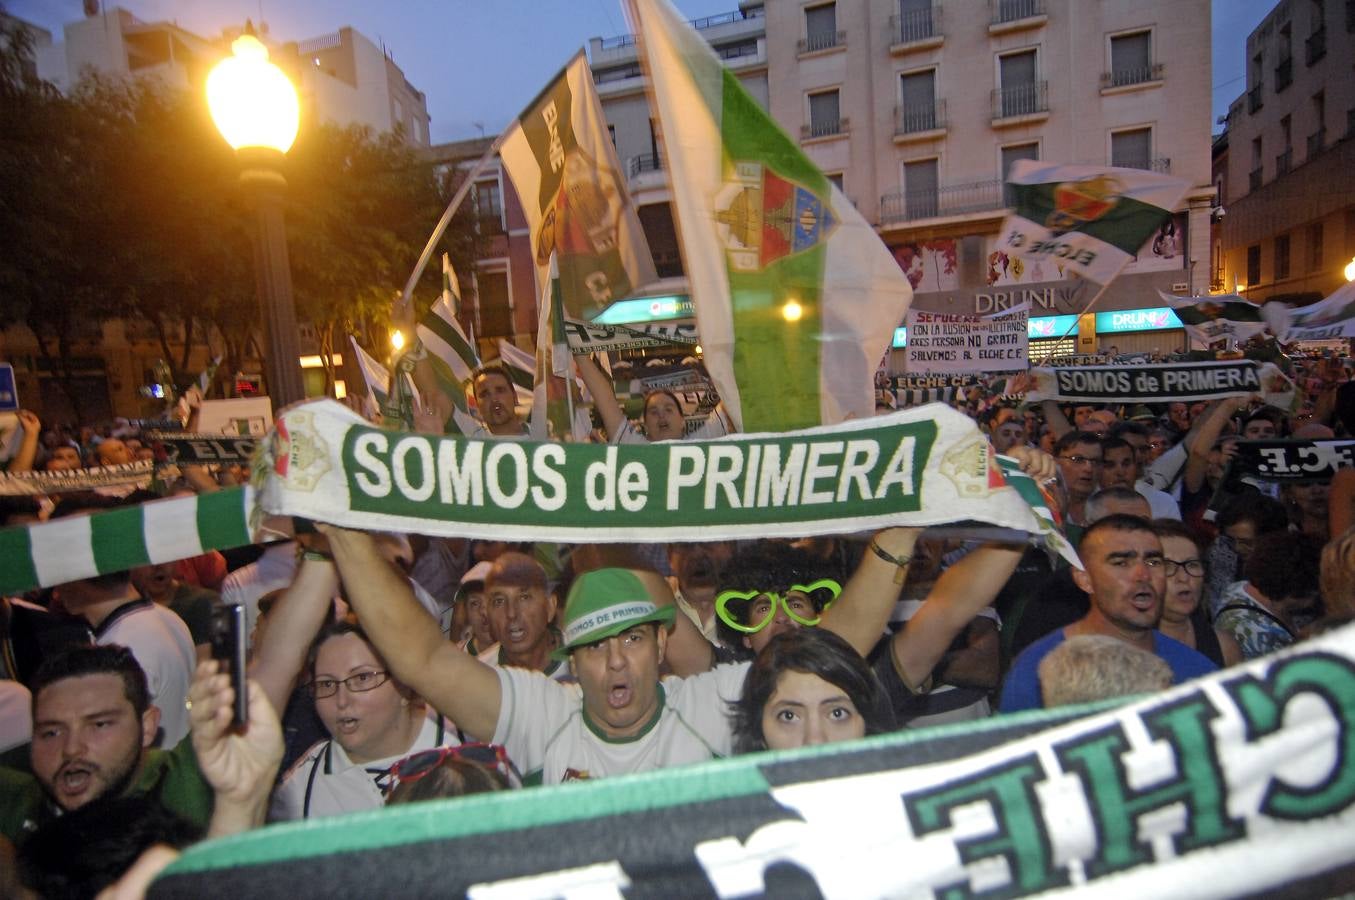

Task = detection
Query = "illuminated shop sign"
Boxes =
[1094,307,1183,333]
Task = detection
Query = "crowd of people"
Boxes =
[2,347,1355,896]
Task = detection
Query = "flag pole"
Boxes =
[396,130,512,319]
[1034,267,1123,366]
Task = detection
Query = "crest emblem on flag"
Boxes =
[715,161,837,272]
[1046,174,1124,233]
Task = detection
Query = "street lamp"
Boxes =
[1345,256,1355,282]
[206,25,306,409]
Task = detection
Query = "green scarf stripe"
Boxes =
[90,505,151,574]
[719,69,825,432]
[1010,184,1171,252]
[196,488,252,553]
[419,312,479,373]
[166,759,771,874]
[0,525,37,595]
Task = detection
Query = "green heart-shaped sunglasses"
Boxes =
[714,578,841,633]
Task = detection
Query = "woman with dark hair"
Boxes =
[575,353,732,442]
[1151,519,1241,668]
[729,629,895,754]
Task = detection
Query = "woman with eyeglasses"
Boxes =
[268,620,458,821]
[1151,520,1241,668]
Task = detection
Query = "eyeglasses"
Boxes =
[307,670,390,699]
[1162,558,1205,578]
[389,742,522,790]
[1058,455,1103,467]
[715,579,841,633]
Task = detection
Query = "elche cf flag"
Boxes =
[626,0,913,432]
[499,51,657,323]
[997,161,1190,284]
[1158,291,1270,346]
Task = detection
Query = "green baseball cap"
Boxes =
[551,569,677,661]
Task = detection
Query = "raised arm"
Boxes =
[318,524,503,741]
[819,527,923,656]
[574,353,626,441]
[891,541,1024,687]
[1183,396,1247,493]
[9,410,40,473]
[246,546,339,718]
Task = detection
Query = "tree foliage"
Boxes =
[0,20,480,412]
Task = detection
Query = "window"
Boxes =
[607,124,616,148]
[1246,245,1261,286]
[898,69,938,132]
[1275,23,1292,91]
[1001,142,1039,204]
[1108,31,1153,86]
[474,181,504,233]
[1250,136,1263,190]
[1275,234,1291,280]
[1278,115,1293,174]
[1310,91,1326,156]
[898,0,936,42]
[638,203,683,278]
[808,89,842,138]
[1306,0,1327,63]
[904,158,939,219]
[826,172,845,192]
[1111,128,1152,170]
[997,50,1042,117]
[804,3,839,52]
[477,271,513,339]
[1308,222,1324,271]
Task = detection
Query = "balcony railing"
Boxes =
[1114,157,1172,173]
[895,99,946,135]
[628,153,664,178]
[1099,63,1164,89]
[717,42,760,62]
[596,63,641,84]
[1275,149,1292,175]
[1308,128,1326,157]
[891,6,939,44]
[880,179,1004,224]
[798,30,845,54]
[1249,166,1263,191]
[1306,26,1327,64]
[1274,56,1292,91]
[992,0,1044,25]
[1247,84,1263,113]
[801,116,849,140]
[992,81,1048,119]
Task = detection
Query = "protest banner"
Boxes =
[1024,360,1295,405]
[0,460,155,497]
[0,486,265,593]
[144,432,259,467]
[1229,439,1355,483]
[906,305,1029,375]
[194,398,273,437]
[1269,280,1355,342]
[256,399,1057,546]
[151,622,1355,899]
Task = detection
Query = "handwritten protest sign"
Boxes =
[906,305,1029,374]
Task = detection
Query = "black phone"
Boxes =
[210,602,249,728]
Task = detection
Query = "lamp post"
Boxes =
[206,26,306,409]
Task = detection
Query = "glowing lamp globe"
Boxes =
[1345,256,1355,282]
[207,33,299,154]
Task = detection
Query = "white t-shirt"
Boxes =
[610,407,732,445]
[269,712,456,822]
[95,600,195,747]
[0,680,32,753]
[477,642,573,683]
[492,662,749,785]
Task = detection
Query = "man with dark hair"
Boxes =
[1000,514,1217,711]
[0,645,211,844]
[1053,430,1103,536]
[472,364,527,437]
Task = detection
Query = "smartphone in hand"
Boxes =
[210,602,249,728]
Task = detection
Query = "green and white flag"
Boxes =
[348,335,389,421]
[1270,280,1355,342]
[1158,292,1269,346]
[494,339,537,407]
[529,255,590,442]
[0,486,266,593]
[407,254,482,435]
[499,51,657,321]
[998,161,1190,284]
[628,0,913,433]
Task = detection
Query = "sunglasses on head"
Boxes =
[715,579,841,633]
[389,742,522,791]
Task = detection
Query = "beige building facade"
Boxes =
[1216,0,1355,307]
[591,0,1215,361]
